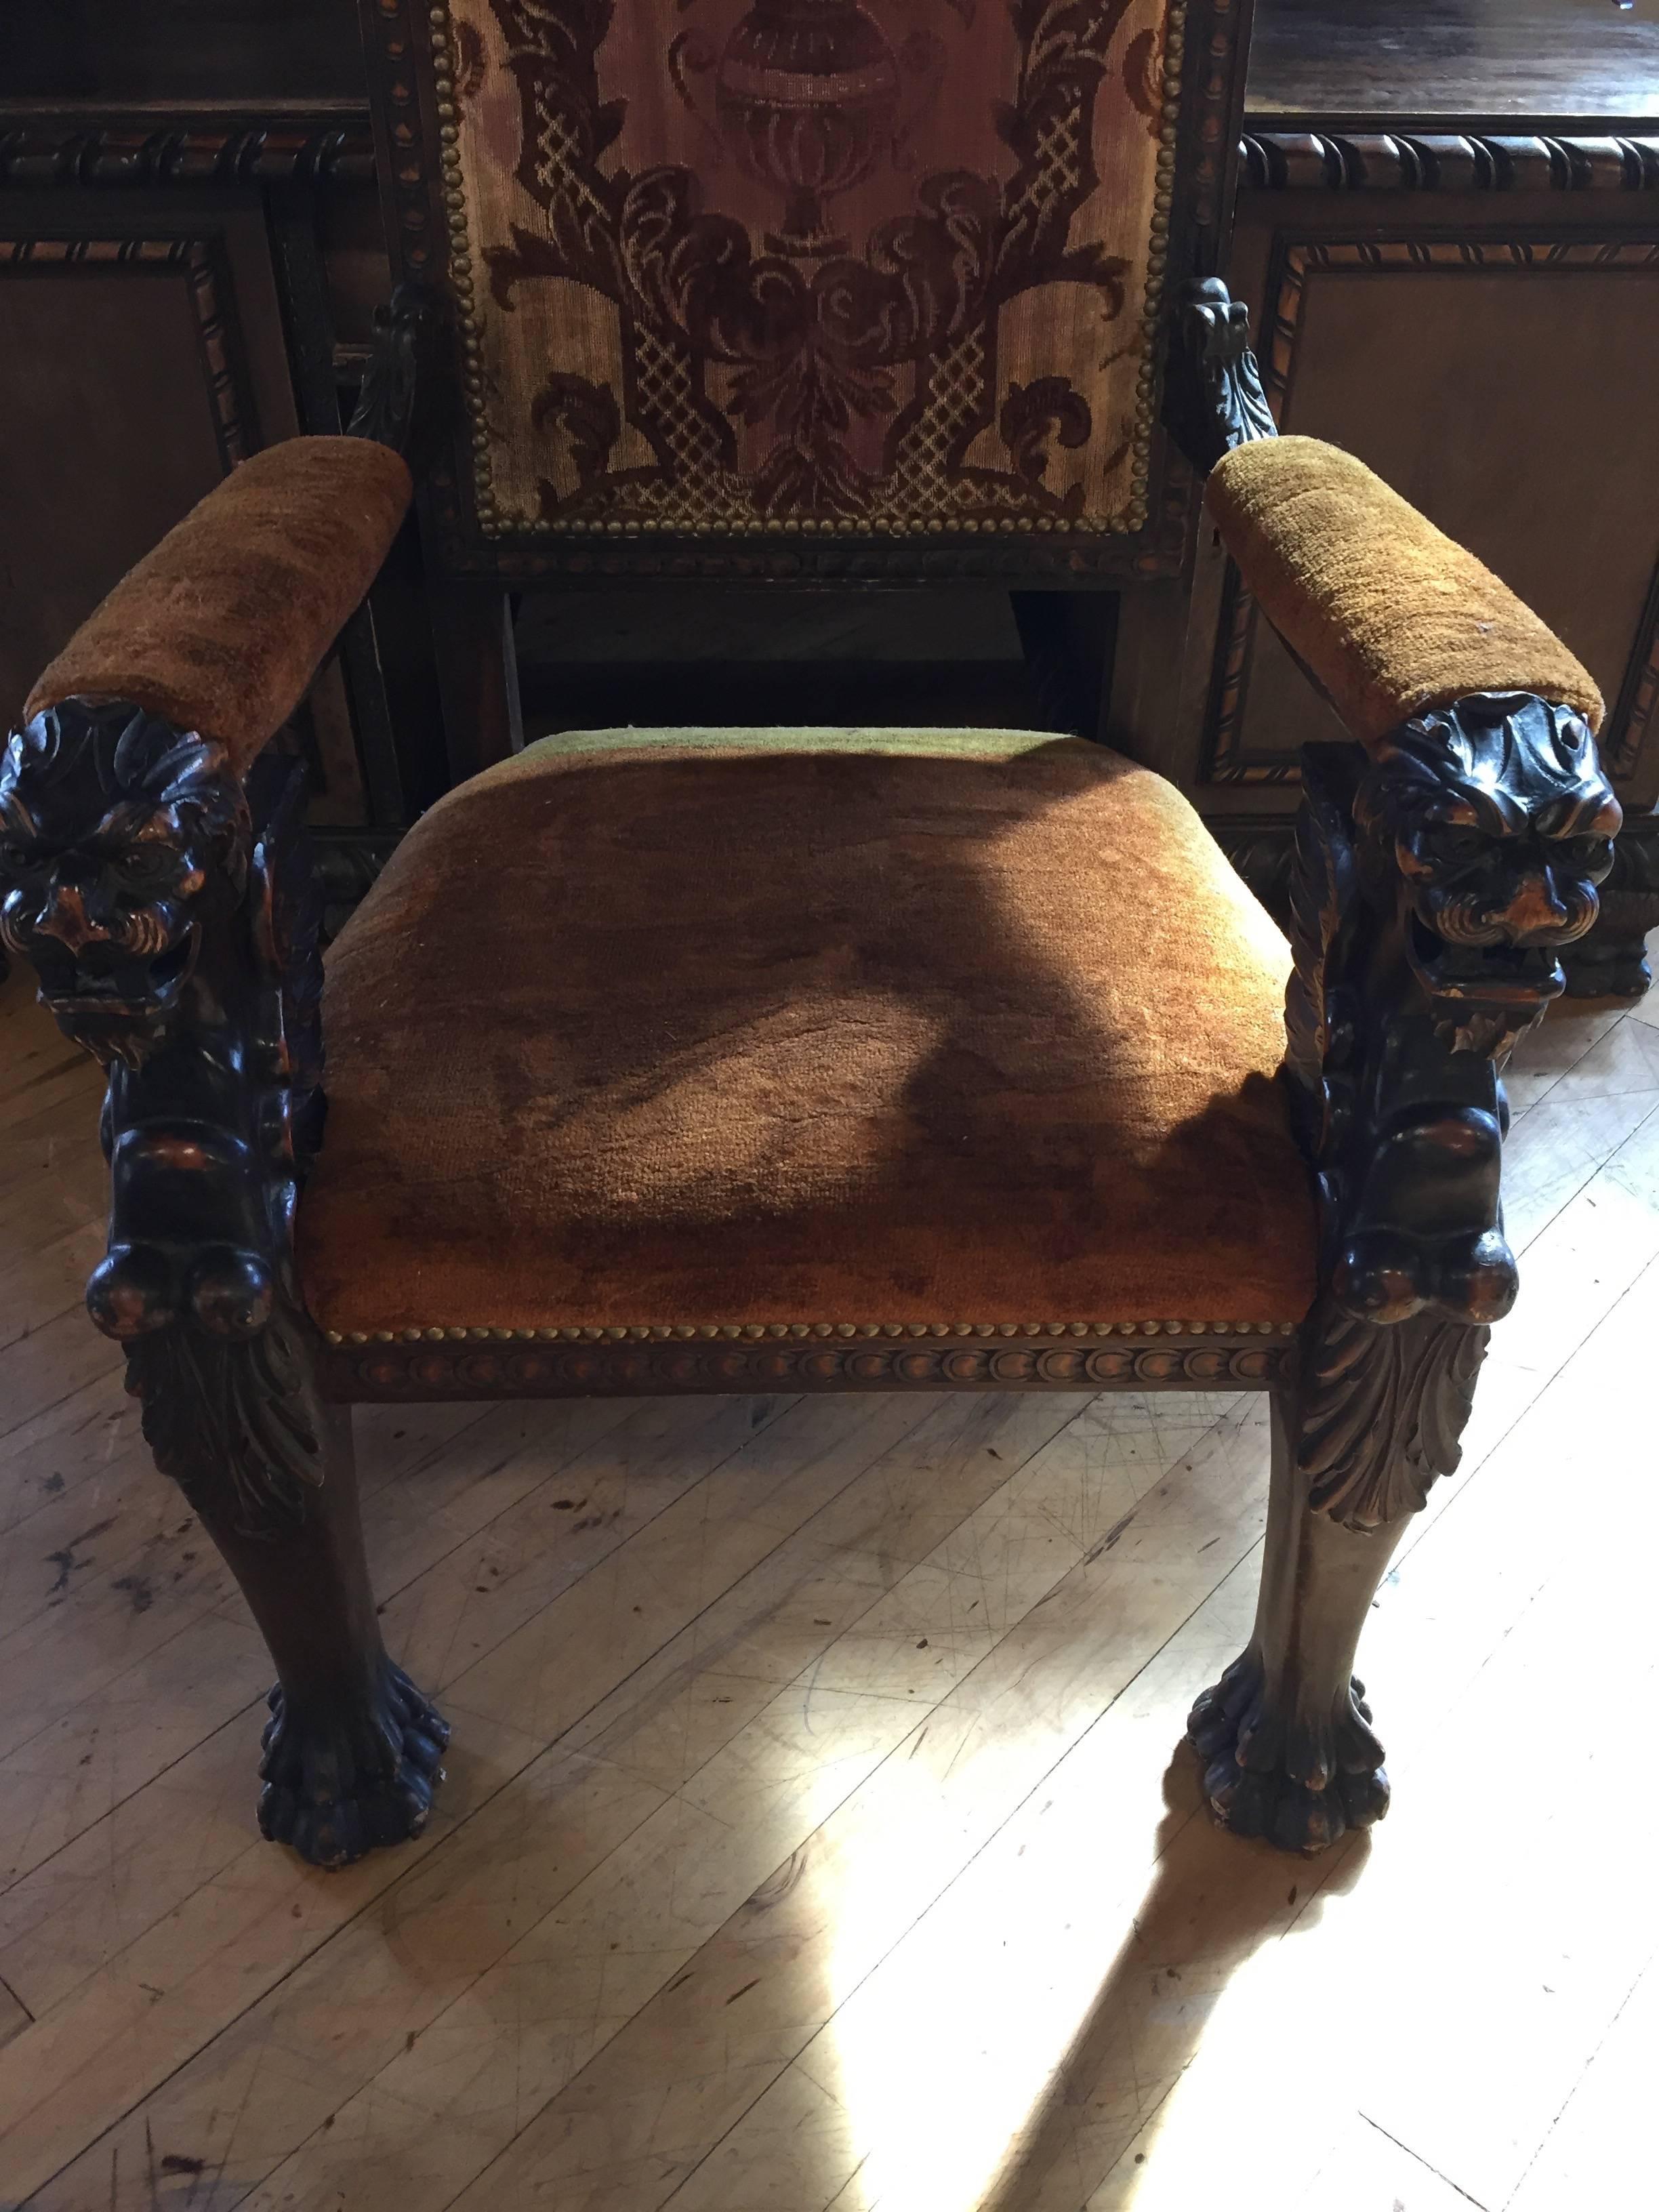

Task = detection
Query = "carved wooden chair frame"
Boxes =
[0,1,1623,1870]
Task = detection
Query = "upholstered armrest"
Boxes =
[1206,436,1604,743]
[23,435,413,779]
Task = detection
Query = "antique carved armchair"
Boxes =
[0,0,1621,1869]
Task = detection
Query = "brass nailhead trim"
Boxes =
[325,1317,1300,1347]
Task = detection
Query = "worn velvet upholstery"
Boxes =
[1208,436,1604,743]
[440,1,1180,540]
[25,437,413,775]
[299,729,1318,1336]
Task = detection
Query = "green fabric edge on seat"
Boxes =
[516,724,1072,767]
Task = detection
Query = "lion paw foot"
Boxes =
[1187,1653,1388,1855]
[258,1660,449,1869]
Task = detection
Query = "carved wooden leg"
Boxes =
[1189,1387,1401,1853]
[168,1393,449,1870]
[0,701,452,1869]
[1206,696,1624,1853]
[1190,1298,1488,1852]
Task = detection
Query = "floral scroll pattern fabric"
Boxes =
[438,0,1181,538]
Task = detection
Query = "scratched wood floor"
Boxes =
[1,946,1656,2212]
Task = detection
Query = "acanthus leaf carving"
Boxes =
[1296,1300,1488,1533]
[129,1303,326,1540]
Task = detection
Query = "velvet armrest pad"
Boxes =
[24,436,413,779]
[1206,436,1604,744]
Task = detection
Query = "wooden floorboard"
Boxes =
[0,959,1652,2211]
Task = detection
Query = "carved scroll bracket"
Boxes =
[347,280,453,473]
[0,701,328,1540]
[1284,695,1620,1532]
[1162,276,1278,476]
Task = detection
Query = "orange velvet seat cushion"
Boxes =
[298,730,1318,1338]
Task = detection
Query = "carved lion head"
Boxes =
[1355,692,1620,1021]
[0,701,247,1067]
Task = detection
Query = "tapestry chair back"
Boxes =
[382,0,1244,577]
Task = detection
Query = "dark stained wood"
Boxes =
[1007,590,1119,739]
[0,700,449,1867]
[1249,0,1659,123]
[0,155,402,829]
[1155,93,1659,996]
[1191,701,1620,1852]
[226,1401,449,1868]
[0,114,373,187]
[1,1,366,104]
[2,680,1623,1862]
[1286,708,1618,1514]
[1190,1419,1405,1853]
[0,197,377,826]
[518,653,1048,746]
[427,587,522,784]
[346,277,449,467]
[1572,826,1659,994]
[1214,245,1659,800]
[513,584,1043,742]
[1162,276,1277,477]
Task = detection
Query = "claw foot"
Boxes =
[258,1658,449,1868]
[1186,1652,1388,1854]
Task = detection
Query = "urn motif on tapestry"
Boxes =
[706,1,905,259]
[411,0,1220,560]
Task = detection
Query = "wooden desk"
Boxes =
[1251,0,1659,124]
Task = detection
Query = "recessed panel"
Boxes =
[1231,250,1659,789]
[0,269,224,716]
